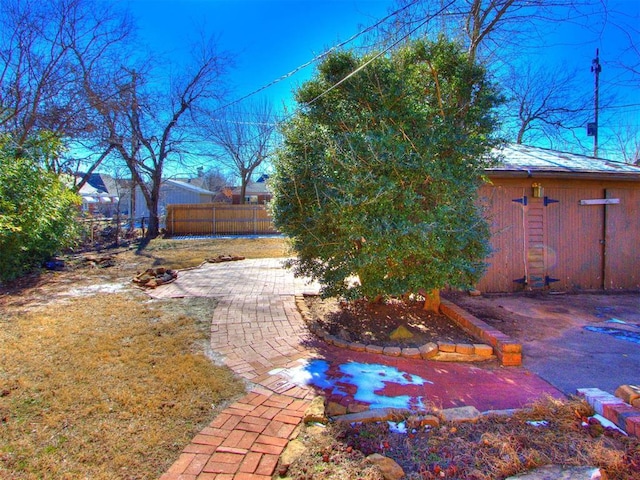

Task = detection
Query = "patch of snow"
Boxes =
[59,282,128,297]
[276,359,432,410]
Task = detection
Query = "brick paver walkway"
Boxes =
[154,258,563,479]
[155,259,320,479]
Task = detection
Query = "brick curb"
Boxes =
[440,299,522,366]
[296,295,519,365]
[578,386,640,437]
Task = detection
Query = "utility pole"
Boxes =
[590,49,602,157]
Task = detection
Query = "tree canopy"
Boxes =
[270,38,503,301]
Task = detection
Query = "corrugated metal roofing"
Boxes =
[488,144,640,177]
[165,179,217,195]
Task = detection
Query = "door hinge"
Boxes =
[513,276,527,285]
[545,275,560,286]
[512,196,528,206]
[544,196,559,206]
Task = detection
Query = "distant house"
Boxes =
[232,177,272,204]
[477,143,640,293]
[134,179,217,222]
[77,173,128,217]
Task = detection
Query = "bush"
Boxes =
[0,134,81,282]
[270,38,503,301]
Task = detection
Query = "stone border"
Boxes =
[295,295,499,364]
[440,299,522,366]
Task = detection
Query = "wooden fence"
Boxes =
[165,203,278,236]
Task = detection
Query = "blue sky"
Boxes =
[124,0,392,110]
[120,0,639,160]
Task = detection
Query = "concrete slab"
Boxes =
[448,292,640,395]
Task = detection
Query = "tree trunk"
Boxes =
[146,184,161,238]
[422,289,441,312]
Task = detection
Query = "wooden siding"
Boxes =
[476,185,527,292]
[165,204,277,236]
[545,187,605,290]
[605,187,640,289]
[477,177,640,292]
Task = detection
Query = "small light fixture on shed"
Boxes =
[532,182,544,198]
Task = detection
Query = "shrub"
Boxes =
[0,134,81,281]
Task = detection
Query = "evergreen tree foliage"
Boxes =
[0,134,81,282]
[270,38,503,300]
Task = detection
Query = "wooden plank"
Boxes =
[579,198,620,205]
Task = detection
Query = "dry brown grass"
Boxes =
[288,396,640,480]
[0,236,289,479]
[128,236,290,271]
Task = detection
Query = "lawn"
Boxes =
[0,236,289,479]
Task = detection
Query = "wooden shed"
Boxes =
[476,144,640,293]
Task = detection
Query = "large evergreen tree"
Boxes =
[270,38,503,303]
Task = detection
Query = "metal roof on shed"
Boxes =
[488,144,640,177]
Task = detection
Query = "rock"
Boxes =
[332,408,410,424]
[440,406,481,423]
[401,347,422,359]
[615,384,640,404]
[279,438,306,466]
[365,453,405,480]
[505,465,607,479]
[419,342,439,359]
[406,414,440,429]
[389,325,413,340]
[347,403,369,414]
[325,401,347,417]
[303,396,326,424]
[337,327,352,342]
[437,341,456,352]
[365,344,385,354]
[382,346,402,357]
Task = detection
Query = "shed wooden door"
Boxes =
[476,186,527,292]
[545,187,605,290]
[604,188,640,289]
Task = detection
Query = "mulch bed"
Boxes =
[305,296,478,348]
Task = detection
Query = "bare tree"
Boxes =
[203,100,278,204]
[102,40,231,238]
[610,124,640,164]
[501,63,591,145]
[0,0,133,164]
[367,0,592,63]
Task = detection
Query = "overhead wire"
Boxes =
[209,0,424,115]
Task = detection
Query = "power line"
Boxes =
[210,0,423,114]
[304,0,457,108]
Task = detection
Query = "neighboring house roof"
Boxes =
[164,179,217,195]
[78,182,118,204]
[488,144,640,179]
[232,181,271,196]
[87,173,121,194]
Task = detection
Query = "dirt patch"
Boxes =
[306,297,479,348]
[442,291,640,342]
